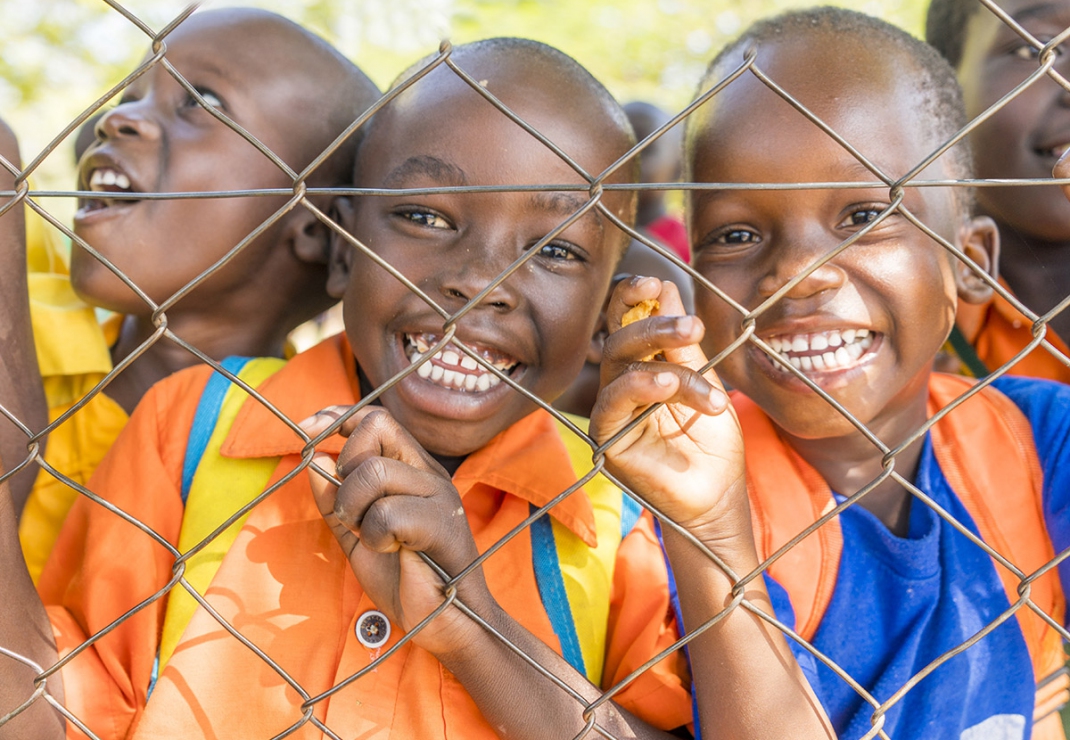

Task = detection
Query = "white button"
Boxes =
[355,610,391,648]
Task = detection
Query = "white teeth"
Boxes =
[835,347,852,366]
[789,356,802,370]
[416,361,433,378]
[464,374,478,391]
[811,354,825,370]
[841,329,856,344]
[828,330,843,348]
[856,329,870,339]
[810,334,829,351]
[89,170,103,188]
[431,365,444,381]
[477,374,492,391]
[860,334,873,349]
[460,355,478,371]
[763,327,876,374]
[115,173,131,190]
[442,350,460,367]
[791,336,809,352]
[847,342,864,360]
[414,336,431,353]
[800,356,813,371]
[823,351,838,368]
[102,170,117,186]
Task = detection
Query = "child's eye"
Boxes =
[396,208,452,230]
[1012,39,1062,61]
[537,241,581,261]
[840,207,884,228]
[719,229,760,245]
[185,87,223,111]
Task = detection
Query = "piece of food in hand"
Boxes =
[621,299,661,361]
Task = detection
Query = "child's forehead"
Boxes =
[360,73,628,184]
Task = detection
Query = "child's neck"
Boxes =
[355,368,469,478]
[998,225,1070,341]
[107,313,289,415]
[780,403,929,538]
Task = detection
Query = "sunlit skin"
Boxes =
[327,60,634,462]
[956,0,1070,337]
[687,36,997,532]
[70,9,360,412]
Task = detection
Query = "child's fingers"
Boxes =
[590,366,728,444]
[307,452,359,558]
[358,494,475,573]
[332,456,453,536]
[600,313,705,381]
[606,276,664,331]
[336,408,447,479]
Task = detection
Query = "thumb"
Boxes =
[308,452,360,557]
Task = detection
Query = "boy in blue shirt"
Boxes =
[594,8,1070,740]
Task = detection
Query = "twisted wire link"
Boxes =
[4,0,1070,737]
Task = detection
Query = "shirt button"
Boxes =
[355,610,391,648]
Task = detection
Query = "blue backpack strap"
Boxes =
[180,355,253,504]
[530,503,588,679]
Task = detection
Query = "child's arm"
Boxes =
[590,276,833,740]
[304,409,682,740]
[0,473,63,739]
[0,120,47,512]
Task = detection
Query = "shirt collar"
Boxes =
[222,334,597,546]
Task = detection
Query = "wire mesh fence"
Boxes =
[2,0,1070,738]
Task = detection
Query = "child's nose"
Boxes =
[96,100,162,142]
[756,239,846,303]
[437,249,521,314]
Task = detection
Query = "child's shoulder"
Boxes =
[988,374,1070,445]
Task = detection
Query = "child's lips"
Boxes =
[403,332,522,393]
[757,328,877,375]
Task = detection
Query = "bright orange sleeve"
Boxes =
[37,367,212,739]
[603,511,692,731]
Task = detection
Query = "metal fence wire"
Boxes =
[2,1,1070,738]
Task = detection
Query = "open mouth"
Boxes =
[760,328,876,374]
[403,332,522,393]
[78,166,140,214]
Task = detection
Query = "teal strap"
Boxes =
[948,325,990,379]
[529,505,586,678]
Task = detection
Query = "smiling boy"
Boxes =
[927,0,1070,381]
[18,7,381,581]
[594,8,1070,740]
[0,36,835,740]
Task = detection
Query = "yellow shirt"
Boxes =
[19,209,128,582]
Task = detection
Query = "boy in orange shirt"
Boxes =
[595,8,1070,740]
[0,37,829,740]
[18,7,381,581]
[926,0,1070,380]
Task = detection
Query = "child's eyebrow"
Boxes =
[1010,2,1066,24]
[382,156,468,188]
[530,192,604,237]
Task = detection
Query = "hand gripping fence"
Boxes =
[2,2,1070,739]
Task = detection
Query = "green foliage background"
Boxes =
[2,0,930,192]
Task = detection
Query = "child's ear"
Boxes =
[325,196,356,300]
[954,215,1000,306]
[286,207,331,266]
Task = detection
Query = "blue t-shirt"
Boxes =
[681,376,1070,740]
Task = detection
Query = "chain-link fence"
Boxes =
[2,0,1070,738]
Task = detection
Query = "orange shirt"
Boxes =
[39,335,690,739]
[956,281,1070,383]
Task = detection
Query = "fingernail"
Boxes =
[676,316,696,335]
[655,371,675,387]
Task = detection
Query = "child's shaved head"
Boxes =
[693,7,973,199]
[176,7,380,187]
[367,37,638,243]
